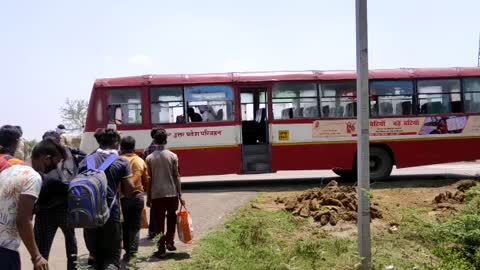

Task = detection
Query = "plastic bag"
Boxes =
[177,205,193,244]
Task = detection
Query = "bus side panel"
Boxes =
[172,146,242,176]
[271,143,356,171]
[389,137,480,168]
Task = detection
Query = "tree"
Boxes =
[24,139,38,160]
[60,98,89,132]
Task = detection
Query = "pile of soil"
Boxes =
[433,180,478,204]
[275,180,382,226]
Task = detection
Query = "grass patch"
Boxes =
[177,196,447,270]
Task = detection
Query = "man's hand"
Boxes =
[33,255,49,270]
[179,197,186,207]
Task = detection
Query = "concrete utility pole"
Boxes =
[355,0,371,269]
[477,33,480,67]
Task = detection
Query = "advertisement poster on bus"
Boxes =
[418,116,468,135]
[312,117,425,138]
[312,115,480,138]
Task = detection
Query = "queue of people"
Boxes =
[0,124,185,270]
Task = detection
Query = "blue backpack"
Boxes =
[68,154,118,228]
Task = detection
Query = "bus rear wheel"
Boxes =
[332,147,393,180]
[369,147,393,180]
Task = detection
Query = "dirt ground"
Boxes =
[260,178,476,238]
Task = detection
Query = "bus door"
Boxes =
[240,87,271,173]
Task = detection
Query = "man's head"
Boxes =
[94,128,121,150]
[0,125,22,155]
[31,138,67,174]
[153,128,168,145]
[120,136,136,154]
[150,127,161,139]
[56,124,66,135]
[42,130,61,144]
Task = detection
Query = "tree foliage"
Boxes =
[60,99,88,132]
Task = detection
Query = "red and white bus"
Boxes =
[80,67,480,179]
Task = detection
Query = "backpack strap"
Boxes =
[98,154,118,171]
[86,155,97,170]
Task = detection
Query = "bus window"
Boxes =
[185,85,235,122]
[150,86,185,124]
[463,78,480,113]
[272,82,318,119]
[320,81,356,118]
[418,79,461,114]
[370,80,414,116]
[108,88,142,125]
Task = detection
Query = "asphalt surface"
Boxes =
[18,162,480,269]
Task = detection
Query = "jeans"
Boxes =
[121,193,144,258]
[34,209,78,270]
[152,196,179,250]
[84,219,122,270]
[0,246,20,270]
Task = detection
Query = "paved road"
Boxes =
[19,162,480,269]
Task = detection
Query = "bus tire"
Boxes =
[369,146,393,180]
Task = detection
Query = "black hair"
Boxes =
[14,126,23,137]
[42,130,61,143]
[31,138,67,160]
[94,128,121,147]
[153,128,168,145]
[0,125,22,154]
[120,136,136,153]
[150,127,161,139]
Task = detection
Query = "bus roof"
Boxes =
[94,67,480,88]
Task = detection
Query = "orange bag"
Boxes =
[177,205,193,244]
[141,208,149,229]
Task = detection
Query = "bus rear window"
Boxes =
[108,88,142,125]
[185,85,235,122]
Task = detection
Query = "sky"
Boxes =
[1,0,479,139]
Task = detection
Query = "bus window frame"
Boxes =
[369,79,415,118]
[462,77,480,114]
[319,80,357,119]
[149,85,186,125]
[416,78,463,116]
[271,80,320,121]
[184,84,237,123]
[106,87,146,128]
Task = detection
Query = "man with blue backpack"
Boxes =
[70,128,134,270]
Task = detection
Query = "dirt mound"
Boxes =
[275,180,382,226]
[433,180,478,204]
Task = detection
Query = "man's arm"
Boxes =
[17,195,48,270]
[146,159,153,207]
[173,157,184,206]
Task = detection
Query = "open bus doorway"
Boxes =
[240,87,271,173]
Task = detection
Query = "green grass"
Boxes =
[177,200,441,270]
